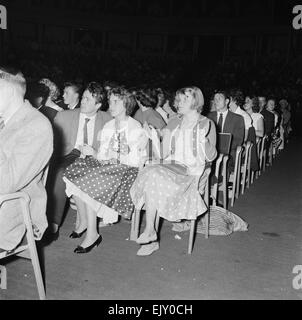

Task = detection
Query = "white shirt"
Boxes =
[68,102,79,110]
[251,113,264,132]
[234,107,252,130]
[74,113,97,149]
[155,107,168,124]
[217,109,228,132]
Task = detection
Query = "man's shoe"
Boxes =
[137,242,159,256]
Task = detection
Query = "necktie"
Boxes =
[217,113,223,133]
[83,118,90,145]
[0,117,5,130]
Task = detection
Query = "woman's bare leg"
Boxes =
[73,196,88,233]
[79,204,99,248]
[136,196,158,244]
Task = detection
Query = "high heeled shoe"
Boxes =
[69,229,87,239]
[74,235,102,254]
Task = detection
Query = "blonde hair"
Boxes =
[175,86,204,113]
[39,78,60,101]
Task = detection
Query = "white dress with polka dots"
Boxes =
[63,117,147,223]
[130,118,209,222]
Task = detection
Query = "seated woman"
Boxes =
[38,78,63,122]
[133,87,167,131]
[63,87,148,254]
[130,86,217,256]
[244,94,264,140]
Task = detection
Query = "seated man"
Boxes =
[47,82,112,236]
[208,90,245,171]
[0,66,53,251]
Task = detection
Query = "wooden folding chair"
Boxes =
[228,146,243,207]
[251,137,262,184]
[213,133,232,209]
[0,166,49,300]
[240,141,253,195]
[257,135,268,178]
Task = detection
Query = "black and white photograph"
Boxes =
[0,0,302,306]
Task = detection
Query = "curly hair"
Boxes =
[175,86,205,113]
[39,78,60,101]
[109,86,136,116]
[85,82,106,105]
[134,88,157,109]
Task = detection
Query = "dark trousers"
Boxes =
[46,149,80,226]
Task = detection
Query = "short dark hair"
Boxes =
[64,81,83,96]
[134,88,157,109]
[85,82,106,105]
[228,88,245,108]
[213,89,229,100]
[0,66,26,97]
[109,86,136,116]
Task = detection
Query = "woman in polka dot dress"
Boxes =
[130,86,217,256]
[63,87,148,253]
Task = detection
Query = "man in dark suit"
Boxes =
[62,81,83,110]
[259,95,275,137]
[47,82,112,236]
[208,90,245,170]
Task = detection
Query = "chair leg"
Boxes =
[251,171,254,184]
[188,220,196,254]
[130,209,139,241]
[26,236,46,300]
[205,211,209,239]
[0,265,7,290]
[155,213,160,232]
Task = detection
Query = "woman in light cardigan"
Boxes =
[130,86,217,256]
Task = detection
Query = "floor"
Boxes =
[1,136,302,300]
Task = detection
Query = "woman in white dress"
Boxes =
[63,87,148,254]
[243,94,264,139]
[130,86,217,256]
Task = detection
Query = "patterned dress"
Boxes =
[63,117,147,222]
[130,115,217,222]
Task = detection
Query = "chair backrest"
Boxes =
[217,133,232,155]
[146,124,161,160]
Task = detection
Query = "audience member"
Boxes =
[133,88,166,130]
[0,66,53,251]
[62,81,83,110]
[244,94,264,139]
[63,87,148,253]
[208,90,245,169]
[228,88,252,141]
[38,78,63,122]
[130,86,217,256]
[46,82,112,236]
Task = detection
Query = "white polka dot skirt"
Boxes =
[130,164,207,221]
[64,157,138,219]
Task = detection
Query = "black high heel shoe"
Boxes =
[69,229,87,239]
[74,235,102,254]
